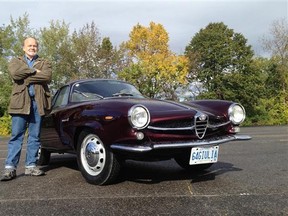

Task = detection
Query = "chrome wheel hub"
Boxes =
[81,135,106,176]
[85,142,100,167]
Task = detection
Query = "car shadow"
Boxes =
[120,159,242,185]
[41,153,78,172]
[40,154,242,185]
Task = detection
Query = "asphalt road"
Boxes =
[0,126,287,216]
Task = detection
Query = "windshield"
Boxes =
[71,80,144,102]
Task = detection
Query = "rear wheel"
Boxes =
[174,153,213,171]
[77,130,121,185]
[37,147,51,166]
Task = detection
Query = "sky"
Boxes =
[1,0,287,57]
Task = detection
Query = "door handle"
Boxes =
[62,118,69,122]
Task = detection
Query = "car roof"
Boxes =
[67,78,128,86]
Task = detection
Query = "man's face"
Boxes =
[23,38,38,59]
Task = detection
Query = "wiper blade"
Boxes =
[74,90,104,99]
[113,93,134,97]
[74,90,88,98]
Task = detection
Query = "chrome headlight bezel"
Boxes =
[228,103,246,125]
[128,105,150,129]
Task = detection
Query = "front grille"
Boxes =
[150,119,193,129]
[147,113,227,139]
[195,112,208,139]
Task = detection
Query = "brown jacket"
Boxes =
[8,56,52,116]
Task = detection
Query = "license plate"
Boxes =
[189,146,219,165]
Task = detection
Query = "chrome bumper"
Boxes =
[110,134,252,153]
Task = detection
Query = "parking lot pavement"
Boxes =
[0,126,287,215]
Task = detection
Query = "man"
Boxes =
[1,37,52,181]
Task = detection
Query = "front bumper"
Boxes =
[110,134,252,153]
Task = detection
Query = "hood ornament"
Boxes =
[198,114,207,121]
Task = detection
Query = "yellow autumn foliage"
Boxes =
[0,115,11,136]
[121,22,189,99]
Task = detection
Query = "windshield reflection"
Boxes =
[71,80,144,102]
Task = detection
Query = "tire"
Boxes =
[174,153,213,171]
[77,130,121,185]
[37,147,51,166]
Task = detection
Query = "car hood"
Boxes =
[74,97,228,121]
[102,97,222,118]
[106,97,193,110]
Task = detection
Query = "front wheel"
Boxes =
[77,130,121,185]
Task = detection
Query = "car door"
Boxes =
[41,85,73,150]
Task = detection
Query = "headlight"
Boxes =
[228,103,246,125]
[128,105,150,129]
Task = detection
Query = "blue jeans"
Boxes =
[5,100,42,169]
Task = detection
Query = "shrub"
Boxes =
[0,114,12,136]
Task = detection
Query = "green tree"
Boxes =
[9,12,34,57]
[0,13,34,116]
[185,22,262,116]
[259,18,288,125]
[262,18,288,102]
[71,22,123,80]
[98,37,114,78]
[119,22,188,99]
[97,37,124,78]
[0,25,13,116]
[252,57,288,125]
[71,22,102,79]
[39,20,73,90]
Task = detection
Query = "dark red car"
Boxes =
[39,79,251,185]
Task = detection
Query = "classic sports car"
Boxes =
[39,79,251,185]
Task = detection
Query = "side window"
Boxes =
[53,86,70,108]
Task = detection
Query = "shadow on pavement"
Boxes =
[41,153,78,172]
[120,160,242,185]
[39,153,242,185]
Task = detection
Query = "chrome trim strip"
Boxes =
[153,134,251,149]
[110,134,252,153]
[208,121,231,128]
[147,121,231,131]
[147,125,195,131]
[110,145,152,152]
